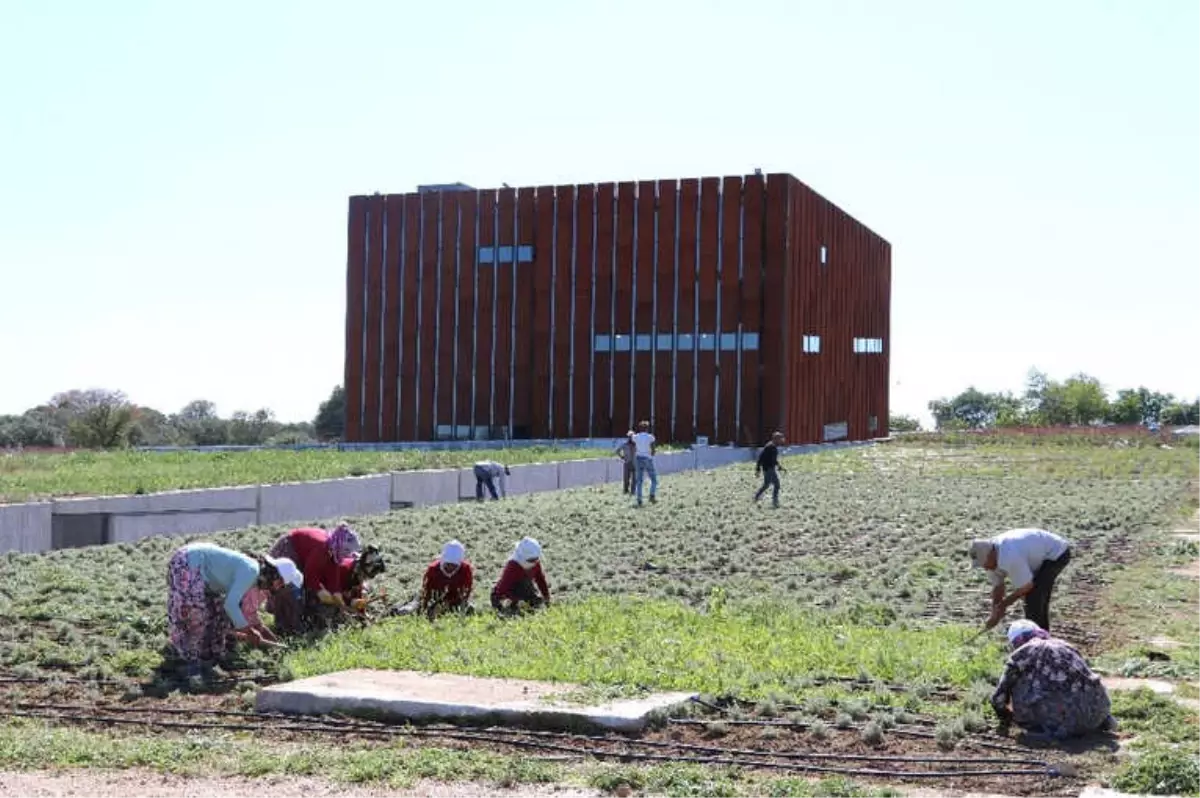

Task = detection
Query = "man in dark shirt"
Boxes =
[754,431,786,507]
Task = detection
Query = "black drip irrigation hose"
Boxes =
[0,708,1052,780]
[666,718,1031,755]
[6,701,1048,768]
[0,702,1055,779]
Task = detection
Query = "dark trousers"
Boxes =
[491,577,544,613]
[1024,548,1071,632]
[755,467,781,504]
[622,461,635,493]
[474,466,499,500]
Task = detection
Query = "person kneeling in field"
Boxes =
[393,540,475,619]
[491,536,551,615]
[166,541,302,678]
[266,525,383,633]
[991,620,1115,740]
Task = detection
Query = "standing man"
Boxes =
[474,460,510,501]
[970,528,1072,633]
[754,431,786,507]
[614,431,636,494]
[632,420,657,507]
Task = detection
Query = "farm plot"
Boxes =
[0,445,619,503]
[0,438,1195,795]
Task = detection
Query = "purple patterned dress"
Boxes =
[991,637,1111,737]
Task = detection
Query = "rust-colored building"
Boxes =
[343,172,890,445]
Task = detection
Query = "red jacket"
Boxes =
[421,560,474,607]
[491,560,550,602]
[287,528,353,595]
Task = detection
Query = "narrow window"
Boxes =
[594,334,612,352]
[719,333,738,351]
[477,246,495,264]
[677,334,694,351]
[517,245,534,263]
[803,334,821,354]
[635,334,653,352]
[741,332,760,351]
[656,334,673,351]
[819,245,828,265]
[698,333,716,351]
[853,338,863,354]
[497,245,514,262]
[613,334,631,352]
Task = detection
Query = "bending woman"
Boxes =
[991,620,1116,739]
[166,541,302,675]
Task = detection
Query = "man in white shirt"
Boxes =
[970,528,1072,633]
[631,420,658,507]
[473,460,510,501]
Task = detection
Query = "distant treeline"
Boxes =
[0,386,346,449]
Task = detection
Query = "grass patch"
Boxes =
[284,597,1003,695]
[0,445,624,502]
[1112,746,1200,796]
[1110,689,1200,746]
[0,718,893,797]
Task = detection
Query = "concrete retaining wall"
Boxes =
[0,502,52,554]
[394,470,461,508]
[557,458,610,488]
[1,441,877,554]
[260,475,392,526]
[52,487,261,545]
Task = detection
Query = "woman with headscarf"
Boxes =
[990,620,1116,739]
[491,536,551,614]
[394,540,475,619]
[265,525,381,633]
[165,541,303,676]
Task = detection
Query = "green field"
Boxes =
[0,445,623,503]
[0,435,1196,794]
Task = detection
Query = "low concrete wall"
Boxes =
[0,441,877,554]
[694,447,752,469]
[557,458,610,489]
[654,451,697,474]
[393,470,461,508]
[53,487,261,544]
[505,463,561,497]
[0,502,52,554]
[260,475,392,526]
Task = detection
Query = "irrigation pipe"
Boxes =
[8,700,1047,768]
[0,706,1053,779]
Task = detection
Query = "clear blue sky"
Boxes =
[2,1,1196,427]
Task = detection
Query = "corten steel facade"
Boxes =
[343,173,890,445]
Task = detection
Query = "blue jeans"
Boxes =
[635,456,657,504]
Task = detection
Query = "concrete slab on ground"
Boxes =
[1101,676,1177,695]
[256,669,697,732]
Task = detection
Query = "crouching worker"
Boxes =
[491,536,551,615]
[166,541,302,677]
[991,620,1116,740]
[393,540,475,619]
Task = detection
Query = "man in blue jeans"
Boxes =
[474,460,510,501]
[631,420,658,507]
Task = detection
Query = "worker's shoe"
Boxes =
[648,495,657,504]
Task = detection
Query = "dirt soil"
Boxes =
[0,770,602,798]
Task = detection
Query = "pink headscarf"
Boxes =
[327,524,361,562]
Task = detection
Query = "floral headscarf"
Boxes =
[327,524,361,562]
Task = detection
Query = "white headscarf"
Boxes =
[512,536,542,569]
[264,555,304,589]
[441,539,465,566]
[1006,619,1044,647]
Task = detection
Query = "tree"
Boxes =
[1108,388,1174,426]
[1060,374,1109,425]
[228,408,279,445]
[314,386,345,441]
[0,412,62,448]
[172,400,228,445]
[889,414,921,433]
[1161,399,1200,427]
[50,389,136,449]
